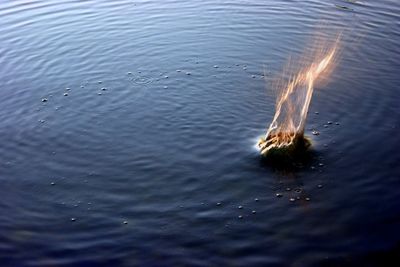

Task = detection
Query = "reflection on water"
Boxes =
[0,0,400,266]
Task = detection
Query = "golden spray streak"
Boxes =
[258,35,341,155]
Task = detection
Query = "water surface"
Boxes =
[1,0,400,266]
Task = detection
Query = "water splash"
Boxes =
[258,34,341,156]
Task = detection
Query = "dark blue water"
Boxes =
[1,0,399,266]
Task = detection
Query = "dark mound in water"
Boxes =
[258,133,312,168]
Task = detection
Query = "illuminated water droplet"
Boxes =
[41,98,48,102]
[238,205,243,209]
[63,93,68,96]
[275,193,283,198]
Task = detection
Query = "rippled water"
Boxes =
[1,0,399,266]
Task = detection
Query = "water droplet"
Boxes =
[252,75,256,78]
[254,198,259,202]
[50,182,55,186]
[123,221,128,225]
[238,205,243,209]
[252,210,256,214]
[327,121,333,124]
[98,81,102,84]
[213,65,219,68]
[176,70,181,72]
[289,198,295,202]
[164,75,169,79]
[305,197,311,201]
[317,184,323,189]
[101,87,107,91]
[335,122,340,125]
[312,130,320,135]
[315,111,319,115]
[63,93,68,96]
[238,215,243,219]
[41,98,48,102]
[163,86,168,89]
[71,218,76,222]
[318,163,324,167]
[216,202,221,206]
[80,85,84,88]
[186,72,191,75]
[275,193,283,198]
[286,187,291,191]
[128,72,132,75]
